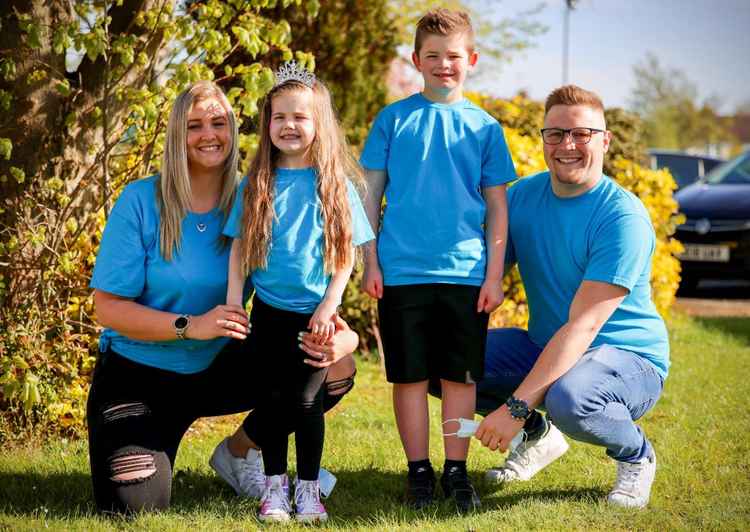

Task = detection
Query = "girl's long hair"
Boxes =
[158,81,240,260]
[240,79,364,275]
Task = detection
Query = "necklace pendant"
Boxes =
[196,222,207,233]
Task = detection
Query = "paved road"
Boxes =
[675,280,750,317]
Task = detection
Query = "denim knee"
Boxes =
[545,378,592,438]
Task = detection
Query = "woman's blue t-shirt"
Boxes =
[223,167,374,313]
[90,175,251,374]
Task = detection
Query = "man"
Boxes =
[472,85,669,509]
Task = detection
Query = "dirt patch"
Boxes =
[674,297,750,317]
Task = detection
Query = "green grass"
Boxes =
[2,313,750,531]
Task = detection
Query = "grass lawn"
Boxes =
[1,313,749,531]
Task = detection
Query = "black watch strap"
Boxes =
[505,395,532,421]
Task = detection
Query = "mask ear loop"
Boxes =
[442,418,461,437]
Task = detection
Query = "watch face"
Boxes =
[175,316,188,329]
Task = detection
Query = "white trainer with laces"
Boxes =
[485,423,569,482]
[258,474,292,522]
[607,452,657,509]
[209,437,265,498]
[294,479,328,523]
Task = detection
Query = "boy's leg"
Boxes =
[378,285,437,507]
[441,380,475,460]
[544,344,664,508]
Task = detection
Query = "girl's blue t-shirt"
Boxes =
[90,175,251,374]
[223,167,374,313]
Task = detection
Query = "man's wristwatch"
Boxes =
[174,314,190,340]
[505,395,532,421]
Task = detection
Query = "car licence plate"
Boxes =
[680,244,730,262]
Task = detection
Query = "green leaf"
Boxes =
[55,79,71,97]
[0,138,11,160]
[10,167,25,184]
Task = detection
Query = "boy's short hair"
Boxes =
[545,85,605,115]
[414,8,475,55]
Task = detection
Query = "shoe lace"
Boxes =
[295,480,320,510]
[613,461,643,494]
[236,453,265,491]
[262,479,291,511]
[505,439,534,470]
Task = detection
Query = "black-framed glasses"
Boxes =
[540,127,606,145]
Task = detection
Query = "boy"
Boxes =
[360,9,516,512]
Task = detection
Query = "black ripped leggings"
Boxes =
[87,337,353,514]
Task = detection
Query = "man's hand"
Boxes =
[477,279,504,313]
[475,405,524,452]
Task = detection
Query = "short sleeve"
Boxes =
[584,213,654,291]
[359,109,391,171]
[481,121,517,188]
[347,181,375,246]
[223,177,248,239]
[90,185,149,298]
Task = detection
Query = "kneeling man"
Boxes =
[475,85,669,509]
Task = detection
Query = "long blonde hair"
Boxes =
[158,80,240,260]
[240,79,364,275]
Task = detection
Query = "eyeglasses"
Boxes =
[540,127,606,145]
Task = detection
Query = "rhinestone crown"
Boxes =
[274,60,316,88]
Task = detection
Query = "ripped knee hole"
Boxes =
[109,453,157,483]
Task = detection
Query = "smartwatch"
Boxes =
[505,395,532,421]
[174,314,190,340]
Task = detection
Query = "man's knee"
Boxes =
[545,379,591,437]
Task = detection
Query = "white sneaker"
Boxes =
[607,452,657,509]
[209,437,265,498]
[258,474,292,522]
[294,479,328,523]
[485,423,569,482]
[293,467,337,498]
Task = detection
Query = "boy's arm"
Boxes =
[477,184,508,313]
[226,238,245,307]
[362,169,387,298]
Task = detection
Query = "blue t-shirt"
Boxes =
[223,167,374,313]
[360,92,517,286]
[90,175,251,374]
[506,172,670,378]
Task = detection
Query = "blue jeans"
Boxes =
[478,328,664,463]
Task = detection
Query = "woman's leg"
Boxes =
[87,351,193,514]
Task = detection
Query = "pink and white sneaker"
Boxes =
[258,474,291,522]
[294,479,328,522]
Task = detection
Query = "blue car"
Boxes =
[674,151,750,290]
[649,149,725,189]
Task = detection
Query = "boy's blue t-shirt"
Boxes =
[223,167,374,313]
[90,175,251,374]
[506,172,670,378]
[360,92,517,286]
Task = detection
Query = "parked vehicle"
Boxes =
[674,151,750,290]
[649,149,725,189]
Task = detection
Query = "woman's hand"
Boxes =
[300,315,358,368]
[186,304,250,340]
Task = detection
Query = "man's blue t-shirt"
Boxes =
[223,167,374,313]
[360,93,517,286]
[90,175,251,374]
[506,172,670,378]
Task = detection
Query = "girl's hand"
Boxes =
[308,299,338,344]
[477,279,504,313]
[300,315,357,367]
[186,304,250,340]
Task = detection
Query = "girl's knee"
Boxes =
[97,450,171,514]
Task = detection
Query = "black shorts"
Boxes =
[378,284,489,384]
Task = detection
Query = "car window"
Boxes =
[654,155,699,187]
[704,153,750,184]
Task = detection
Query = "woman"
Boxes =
[87,80,358,514]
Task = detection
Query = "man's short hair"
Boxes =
[545,85,604,115]
[414,9,475,55]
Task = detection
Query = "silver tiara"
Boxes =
[274,60,316,88]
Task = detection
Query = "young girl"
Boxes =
[223,62,373,523]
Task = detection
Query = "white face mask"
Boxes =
[443,418,527,450]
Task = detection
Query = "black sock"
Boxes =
[443,459,467,475]
[408,459,433,477]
